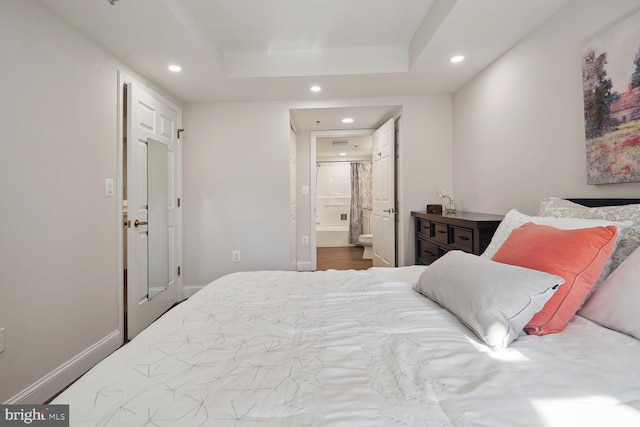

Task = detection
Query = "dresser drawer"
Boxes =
[451,226,473,251]
[416,238,439,265]
[412,211,503,266]
[416,218,432,238]
[433,223,449,244]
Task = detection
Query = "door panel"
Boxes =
[372,118,396,267]
[147,138,169,297]
[289,127,297,271]
[167,144,177,290]
[126,80,181,340]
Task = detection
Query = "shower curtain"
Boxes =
[348,162,372,244]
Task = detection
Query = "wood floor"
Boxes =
[316,246,373,271]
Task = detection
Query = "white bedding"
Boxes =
[54,267,640,426]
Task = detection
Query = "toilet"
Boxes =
[359,234,373,259]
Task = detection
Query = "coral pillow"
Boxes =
[492,222,618,335]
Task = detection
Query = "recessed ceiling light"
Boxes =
[450,55,465,63]
[339,152,347,156]
[168,64,182,72]
[310,85,322,92]
[342,117,354,124]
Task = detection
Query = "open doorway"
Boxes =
[290,106,401,271]
[310,129,373,271]
[315,133,373,270]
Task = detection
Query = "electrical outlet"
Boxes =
[232,250,241,262]
[302,236,309,245]
[0,328,5,353]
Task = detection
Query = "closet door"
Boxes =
[125,77,181,340]
[289,126,297,270]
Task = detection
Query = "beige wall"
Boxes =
[181,95,453,286]
[0,0,121,402]
[453,0,640,216]
[0,0,180,403]
[182,101,293,288]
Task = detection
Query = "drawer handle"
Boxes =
[437,230,447,234]
[423,251,436,257]
[457,236,470,241]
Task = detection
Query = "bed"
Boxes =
[54,198,640,426]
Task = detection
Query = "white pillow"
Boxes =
[482,208,633,259]
[579,246,640,340]
[482,209,632,293]
[414,251,564,350]
[538,197,640,272]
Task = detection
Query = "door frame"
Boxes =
[309,129,375,271]
[117,70,183,339]
[289,123,297,271]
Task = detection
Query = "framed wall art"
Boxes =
[582,10,640,184]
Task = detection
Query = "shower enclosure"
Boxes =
[316,162,351,247]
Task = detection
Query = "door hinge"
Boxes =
[177,129,184,139]
[177,198,181,207]
[177,266,181,276]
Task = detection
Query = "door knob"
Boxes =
[134,219,148,227]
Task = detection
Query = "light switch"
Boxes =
[104,178,114,197]
[302,186,309,195]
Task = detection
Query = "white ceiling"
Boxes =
[290,105,400,132]
[317,135,373,161]
[35,0,571,130]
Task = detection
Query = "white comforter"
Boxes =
[55,267,640,426]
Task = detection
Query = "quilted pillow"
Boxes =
[482,209,631,259]
[492,223,618,335]
[481,209,631,290]
[414,251,564,350]
[538,197,640,272]
[579,246,640,340]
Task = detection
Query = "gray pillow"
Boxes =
[482,208,632,293]
[538,197,640,272]
[482,208,632,260]
[414,251,564,350]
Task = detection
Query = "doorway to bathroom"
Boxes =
[314,133,373,270]
[290,105,400,271]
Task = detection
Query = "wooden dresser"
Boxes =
[411,211,503,265]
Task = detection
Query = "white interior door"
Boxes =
[289,126,297,270]
[372,118,396,267]
[126,79,181,340]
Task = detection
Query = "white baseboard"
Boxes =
[7,329,122,404]
[297,261,312,271]
[182,285,204,299]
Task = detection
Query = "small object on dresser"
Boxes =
[436,190,457,214]
[445,200,457,214]
[426,204,443,214]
